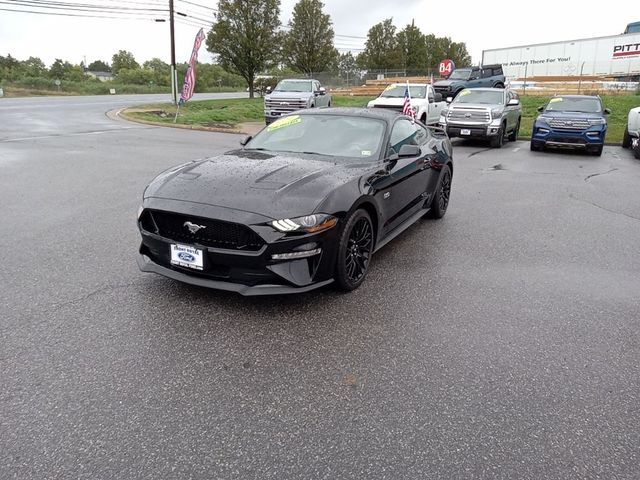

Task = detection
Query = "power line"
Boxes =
[5,0,166,12]
[176,0,216,13]
[0,5,165,19]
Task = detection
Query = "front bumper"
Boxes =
[137,203,341,295]
[137,253,333,295]
[444,123,501,139]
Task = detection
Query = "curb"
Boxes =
[108,107,247,135]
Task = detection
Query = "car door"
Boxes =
[427,87,444,124]
[314,81,329,107]
[467,69,483,88]
[373,119,433,233]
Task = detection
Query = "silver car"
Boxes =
[439,88,522,148]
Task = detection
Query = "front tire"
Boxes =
[334,210,374,291]
[490,124,505,148]
[622,126,631,149]
[508,118,520,141]
[530,140,543,151]
[427,164,452,219]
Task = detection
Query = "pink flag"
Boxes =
[179,28,205,104]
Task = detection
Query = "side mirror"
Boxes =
[240,135,252,146]
[604,108,611,115]
[537,105,544,112]
[266,86,272,93]
[316,87,326,96]
[398,144,421,157]
[507,98,520,106]
[446,96,453,104]
[434,93,443,102]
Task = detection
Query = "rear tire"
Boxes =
[494,82,505,89]
[427,164,452,219]
[634,141,640,159]
[622,126,631,148]
[508,118,520,141]
[334,210,374,291]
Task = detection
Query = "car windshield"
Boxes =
[545,97,603,113]
[448,69,471,80]
[246,114,386,160]
[380,85,426,98]
[454,90,504,104]
[274,80,313,92]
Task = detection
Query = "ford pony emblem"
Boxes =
[184,221,206,234]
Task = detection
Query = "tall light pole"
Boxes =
[169,0,177,105]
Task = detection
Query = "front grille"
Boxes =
[434,86,450,94]
[265,97,308,112]
[447,108,490,122]
[372,105,404,113]
[548,119,590,130]
[141,210,264,251]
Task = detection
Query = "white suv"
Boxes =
[623,106,640,159]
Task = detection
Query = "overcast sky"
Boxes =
[0,0,635,67]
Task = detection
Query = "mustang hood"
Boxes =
[144,150,368,219]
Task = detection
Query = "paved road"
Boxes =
[1,94,639,479]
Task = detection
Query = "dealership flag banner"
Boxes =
[179,28,206,104]
[402,82,415,119]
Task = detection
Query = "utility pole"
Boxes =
[169,0,177,104]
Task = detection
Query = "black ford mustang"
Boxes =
[137,108,453,295]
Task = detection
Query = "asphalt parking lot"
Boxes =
[1,95,639,479]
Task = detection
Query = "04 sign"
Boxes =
[439,59,455,76]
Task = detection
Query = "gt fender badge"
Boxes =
[184,221,206,234]
[383,192,391,199]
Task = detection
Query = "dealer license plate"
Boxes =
[460,129,471,136]
[170,244,204,271]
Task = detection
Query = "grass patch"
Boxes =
[124,95,375,128]
[124,93,639,143]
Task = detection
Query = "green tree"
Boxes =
[397,23,426,71]
[429,37,472,70]
[206,0,281,98]
[283,0,338,75]
[143,58,170,86]
[338,52,359,85]
[0,54,22,81]
[111,50,139,75]
[360,19,401,70]
[88,60,110,72]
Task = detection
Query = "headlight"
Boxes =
[491,108,503,119]
[441,108,449,117]
[367,101,374,108]
[271,214,338,233]
[537,115,552,124]
[588,118,607,125]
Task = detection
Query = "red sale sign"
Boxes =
[439,59,455,76]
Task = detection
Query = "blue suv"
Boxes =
[530,95,610,156]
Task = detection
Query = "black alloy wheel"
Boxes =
[335,210,374,291]
[428,164,452,219]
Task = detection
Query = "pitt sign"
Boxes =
[482,32,640,78]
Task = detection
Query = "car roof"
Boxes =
[296,107,404,124]
[461,87,507,92]
[552,94,600,99]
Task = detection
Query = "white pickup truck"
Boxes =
[367,83,446,125]
[623,105,640,159]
